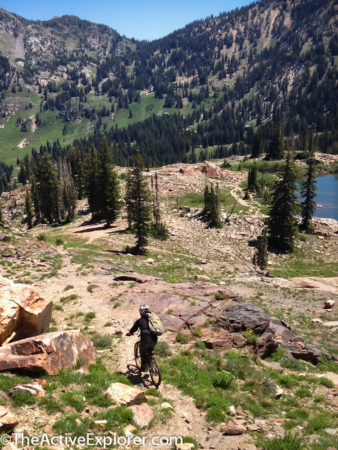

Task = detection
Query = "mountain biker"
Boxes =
[126,304,158,371]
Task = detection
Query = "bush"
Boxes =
[55,238,64,245]
[242,329,257,345]
[176,332,188,344]
[192,328,202,337]
[155,341,172,357]
[84,312,96,322]
[150,223,169,240]
[257,432,305,450]
[37,233,46,241]
[212,371,234,390]
[90,333,112,349]
[307,413,330,432]
[206,406,225,422]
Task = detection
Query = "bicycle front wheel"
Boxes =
[149,358,162,388]
[134,341,142,370]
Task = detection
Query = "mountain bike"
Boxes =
[134,340,162,388]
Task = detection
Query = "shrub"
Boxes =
[84,312,96,322]
[242,329,257,345]
[176,332,188,344]
[181,437,198,449]
[37,233,46,241]
[55,238,64,245]
[53,414,92,436]
[319,377,334,388]
[90,333,112,349]
[307,413,330,432]
[206,406,225,422]
[155,341,172,357]
[150,223,169,240]
[212,371,234,390]
[257,432,304,450]
[192,328,202,337]
[87,284,99,293]
[195,341,206,349]
[215,291,224,300]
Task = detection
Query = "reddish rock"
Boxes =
[130,403,154,428]
[0,276,52,345]
[105,383,146,406]
[223,420,246,435]
[179,168,195,176]
[0,406,18,432]
[201,328,233,350]
[0,330,95,375]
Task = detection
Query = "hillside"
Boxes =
[0,158,337,449]
[0,0,337,171]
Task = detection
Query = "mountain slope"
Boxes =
[0,0,337,167]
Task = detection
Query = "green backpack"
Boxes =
[147,312,164,336]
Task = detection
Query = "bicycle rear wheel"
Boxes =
[134,341,142,370]
[149,358,162,388]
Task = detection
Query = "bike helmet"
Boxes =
[139,304,150,316]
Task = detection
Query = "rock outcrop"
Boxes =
[105,383,147,406]
[220,303,332,364]
[0,276,52,345]
[0,406,18,432]
[0,330,95,374]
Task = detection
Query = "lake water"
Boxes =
[299,175,338,220]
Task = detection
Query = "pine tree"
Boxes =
[203,183,222,228]
[63,175,78,221]
[267,151,298,253]
[254,227,268,269]
[33,153,59,223]
[25,191,34,229]
[85,145,100,219]
[126,150,152,254]
[247,163,258,192]
[267,124,284,160]
[251,131,262,158]
[97,137,121,227]
[300,158,317,232]
[151,172,169,240]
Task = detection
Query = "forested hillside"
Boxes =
[0,0,337,169]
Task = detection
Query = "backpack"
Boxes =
[147,312,164,336]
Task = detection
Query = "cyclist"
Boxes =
[126,305,158,371]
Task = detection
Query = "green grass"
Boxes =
[178,189,248,214]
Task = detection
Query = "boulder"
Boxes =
[0,330,95,375]
[9,383,45,398]
[0,406,19,432]
[220,303,270,334]
[130,403,154,428]
[223,420,246,435]
[324,299,335,309]
[201,328,233,351]
[105,383,146,406]
[0,276,52,345]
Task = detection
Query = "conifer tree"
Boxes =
[251,131,262,158]
[267,151,298,253]
[25,191,34,229]
[97,137,121,227]
[33,153,59,223]
[267,124,284,160]
[126,150,152,254]
[85,145,100,219]
[300,158,317,232]
[247,163,258,192]
[150,172,168,240]
[63,175,78,221]
[254,227,268,269]
[203,183,222,228]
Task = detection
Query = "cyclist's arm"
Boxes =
[129,319,140,335]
